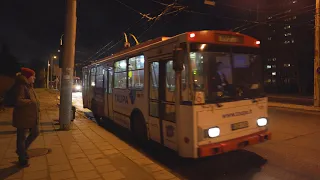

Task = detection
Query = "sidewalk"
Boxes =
[0,89,179,180]
[267,94,320,112]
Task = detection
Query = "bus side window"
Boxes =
[108,70,113,94]
[128,55,144,89]
[166,61,175,91]
[114,60,127,89]
[150,62,159,100]
[166,61,187,92]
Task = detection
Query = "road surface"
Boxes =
[72,92,320,180]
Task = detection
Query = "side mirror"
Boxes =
[173,46,184,72]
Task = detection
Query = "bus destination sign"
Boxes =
[216,34,244,44]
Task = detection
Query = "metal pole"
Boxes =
[47,60,50,88]
[50,57,53,88]
[175,71,182,155]
[59,0,77,130]
[315,0,320,107]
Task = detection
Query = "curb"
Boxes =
[268,102,320,112]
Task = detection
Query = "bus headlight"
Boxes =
[75,85,81,90]
[208,127,220,138]
[257,118,268,127]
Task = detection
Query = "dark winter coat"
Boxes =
[12,75,40,128]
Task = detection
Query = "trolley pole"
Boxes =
[59,0,77,130]
[315,0,320,107]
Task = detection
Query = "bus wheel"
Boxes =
[94,115,103,126]
[132,112,148,146]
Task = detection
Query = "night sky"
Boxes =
[0,0,273,65]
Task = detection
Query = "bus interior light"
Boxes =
[256,41,261,45]
[200,44,206,50]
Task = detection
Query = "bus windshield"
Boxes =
[189,43,264,103]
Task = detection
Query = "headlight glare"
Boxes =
[257,118,268,127]
[208,127,220,138]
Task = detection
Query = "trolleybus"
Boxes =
[82,30,271,158]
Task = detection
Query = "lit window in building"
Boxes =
[284,41,291,44]
[268,37,272,40]
[273,30,276,33]
[285,33,292,36]
[272,79,276,83]
[268,16,272,19]
[272,58,276,61]
[293,16,297,19]
[272,65,276,68]
[284,64,291,67]
[292,39,295,43]
[267,65,271,69]
[269,24,272,26]
[272,72,276,76]
[293,0,297,3]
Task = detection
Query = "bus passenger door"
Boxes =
[148,60,177,151]
[103,68,109,118]
[82,68,89,108]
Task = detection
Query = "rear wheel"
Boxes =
[132,112,148,146]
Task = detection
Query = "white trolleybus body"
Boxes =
[82,30,271,158]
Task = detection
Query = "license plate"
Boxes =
[231,121,249,131]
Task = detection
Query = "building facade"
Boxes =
[260,0,315,95]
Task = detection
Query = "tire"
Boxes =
[94,114,104,126]
[132,112,148,146]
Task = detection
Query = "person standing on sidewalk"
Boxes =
[13,67,40,166]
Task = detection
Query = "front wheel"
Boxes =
[94,115,104,126]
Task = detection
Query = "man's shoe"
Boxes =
[18,159,29,167]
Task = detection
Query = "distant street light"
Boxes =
[204,0,215,6]
[53,56,57,59]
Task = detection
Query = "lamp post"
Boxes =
[315,0,320,107]
[47,60,50,88]
[59,0,77,130]
[50,56,57,88]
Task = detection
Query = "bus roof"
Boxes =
[87,30,259,67]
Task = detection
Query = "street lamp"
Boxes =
[53,56,57,59]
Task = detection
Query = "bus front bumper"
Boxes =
[198,130,271,158]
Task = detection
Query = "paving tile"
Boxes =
[132,158,154,166]
[23,162,48,173]
[67,153,87,160]
[76,170,101,180]
[143,163,164,173]
[101,170,125,180]
[86,154,105,160]
[0,157,18,165]
[90,158,111,166]
[72,163,95,172]
[102,149,119,156]
[49,164,71,172]
[83,149,101,155]
[97,145,114,151]
[70,158,90,166]
[152,170,175,180]
[50,170,75,180]
[96,164,117,174]
[46,154,68,166]
[23,170,48,180]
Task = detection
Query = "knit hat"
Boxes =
[21,67,35,79]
